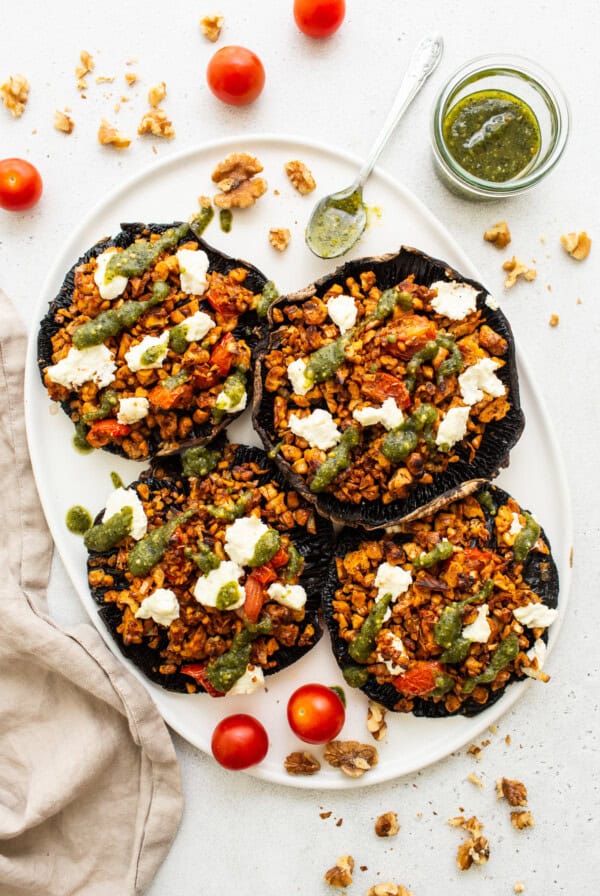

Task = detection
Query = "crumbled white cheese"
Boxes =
[374,562,413,601]
[376,630,408,675]
[485,294,499,310]
[509,512,524,536]
[193,560,245,609]
[125,331,169,372]
[182,310,215,342]
[430,280,479,320]
[267,582,307,611]
[288,409,341,451]
[327,294,357,334]
[513,603,558,628]
[287,358,311,396]
[435,405,470,449]
[117,396,150,425]
[46,344,117,391]
[524,638,547,676]
[93,250,128,301]
[352,397,404,431]
[228,664,265,695]
[104,486,148,540]
[176,248,210,295]
[135,588,180,626]
[461,604,492,643]
[224,516,269,566]
[458,358,506,406]
[215,387,247,414]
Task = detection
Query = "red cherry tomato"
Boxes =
[211,713,269,770]
[0,158,43,211]
[206,46,265,106]
[293,0,346,38]
[287,683,345,744]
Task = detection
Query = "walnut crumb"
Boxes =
[148,81,166,108]
[96,76,115,84]
[367,700,388,741]
[97,118,131,149]
[375,812,399,837]
[324,855,354,888]
[198,195,212,209]
[200,14,225,41]
[496,777,528,807]
[125,72,138,86]
[1,74,29,117]
[467,772,484,788]
[284,750,320,776]
[484,220,511,248]
[549,314,559,327]
[505,734,512,746]
[467,744,482,760]
[269,227,291,251]
[323,740,378,778]
[320,811,332,819]
[54,109,75,134]
[514,883,525,893]
[366,885,413,896]
[212,152,267,209]
[560,231,591,260]
[449,815,490,870]
[511,810,535,830]
[502,256,537,288]
[285,159,317,194]
[75,50,94,91]
[138,108,175,139]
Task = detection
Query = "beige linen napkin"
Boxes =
[0,289,183,896]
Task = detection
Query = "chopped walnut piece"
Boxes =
[549,314,559,328]
[53,109,75,134]
[97,118,131,149]
[1,74,29,117]
[324,855,354,888]
[374,812,399,837]
[511,810,534,830]
[148,81,166,108]
[560,230,591,260]
[75,50,95,91]
[467,743,482,760]
[212,152,267,209]
[137,108,175,139]
[484,220,511,249]
[366,701,387,741]
[366,885,413,896]
[449,815,490,870]
[96,76,115,84]
[269,227,291,252]
[323,740,378,778]
[284,750,321,775]
[125,72,138,86]
[514,883,525,893]
[198,195,212,208]
[502,257,537,288]
[496,777,528,807]
[467,772,484,788]
[285,159,317,194]
[200,14,225,41]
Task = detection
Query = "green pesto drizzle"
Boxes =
[127,510,195,576]
[381,404,437,464]
[247,529,281,567]
[169,322,190,354]
[310,426,360,493]
[189,207,214,238]
[72,422,93,454]
[371,287,413,321]
[342,665,370,688]
[348,592,393,662]
[110,471,125,490]
[82,390,119,424]
[105,223,189,281]
[205,618,272,693]
[181,445,221,479]
[211,368,247,420]
[205,491,252,521]
[219,209,233,233]
[216,582,242,610]
[84,506,133,552]
[72,280,170,349]
[256,281,280,319]
[462,632,520,693]
[305,335,350,385]
[283,544,304,583]
[513,513,541,563]
[478,489,497,516]
[413,539,455,569]
[185,542,221,575]
[434,580,494,651]
[66,505,92,535]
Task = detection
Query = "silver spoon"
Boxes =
[305,33,444,259]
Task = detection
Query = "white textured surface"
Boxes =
[1,1,598,893]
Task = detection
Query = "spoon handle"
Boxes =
[356,33,444,187]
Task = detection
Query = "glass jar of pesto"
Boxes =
[431,55,569,198]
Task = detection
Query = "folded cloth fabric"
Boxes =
[0,289,183,896]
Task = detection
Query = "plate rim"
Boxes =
[24,132,573,790]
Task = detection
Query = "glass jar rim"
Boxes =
[431,53,570,196]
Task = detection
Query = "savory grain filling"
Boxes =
[332,494,553,713]
[87,450,319,692]
[43,233,261,459]
[265,273,511,504]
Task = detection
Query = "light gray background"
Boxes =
[1,1,598,893]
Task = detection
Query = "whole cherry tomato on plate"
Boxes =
[211,713,269,770]
[206,46,265,106]
[0,158,43,211]
[287,683,346,744]
[293,0,346,38]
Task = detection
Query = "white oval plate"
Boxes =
[25,134,571,789]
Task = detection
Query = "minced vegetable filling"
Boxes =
[263,271,511,504]
[86,445,320,693]
[330,493,555,713]
[43,229,263,459]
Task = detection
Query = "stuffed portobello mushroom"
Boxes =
[322,485,559,717]
[253,247,524,528]
[84,440,333,694]
[38,219,274,460]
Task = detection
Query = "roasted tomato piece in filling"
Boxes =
[385,314,437,359]
[392,661,444,696]
[361,372,411,409]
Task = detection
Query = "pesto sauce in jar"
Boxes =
[443,89,541,182]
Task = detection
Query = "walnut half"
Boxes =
[284,750,320,776]
[200,14,224,42]
[560,231,591,260]
[323,740,378,778]
[324,855,354,888]
[212,152,267,209]
[496,777,528,806]
[484,220,511,249]
[375,812,400,837]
